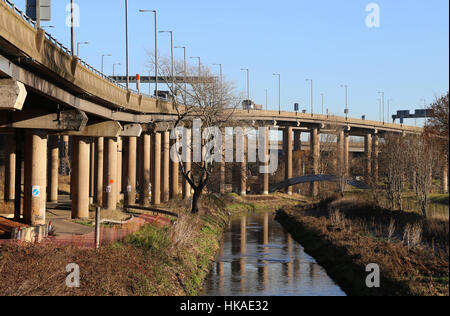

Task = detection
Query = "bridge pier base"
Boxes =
[47,136,59,203]
[219,128,226,195]
[151,133,161,205]
[162,131,171,202]
[372,134,379,183]
[5,137,16,202]
[442,158,449,194]
[260,127,269,195]
[344,133,350,176]
[364,134,372,179]
[309,127,320,197]
[24,130,47,226]
[182,129,192,200]
[89,139,95,204]
[71,136,90,219]
[170,133,179,199]
[140,134,151,206]
[94,137,104,206]
[117,137,123,202]
[103,137,118,210]
[284,127,293,195]
[126,137,137,205]
[238,130,247,196]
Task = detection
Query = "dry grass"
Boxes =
[0,194,229,296]
[277,198,449,296]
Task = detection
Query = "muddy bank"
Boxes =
[275,206,449,296]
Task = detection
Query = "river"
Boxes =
[201,211,346,296]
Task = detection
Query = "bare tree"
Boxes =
[406,135,441,217]
[379,133,407,211]
[148,55,241,214]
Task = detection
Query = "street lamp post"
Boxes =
[305,79,313,116]
[213,64,223,86]
[387,98,393,123]
[274,73,281,114]
[378,91,385,124]
[241,68,250,112]
[341,84,348,120]
[113,63,121,77]
[125,0,129,90]
[70,0,74,56]
[160,31,174,95]
[265,89,268,111]
[139,10,158,97]
[190,57,201,80]
[321,93,324,115]
[175,46,187,102]
[101,54,112,74]
[76,41,89,57]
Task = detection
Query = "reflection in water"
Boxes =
[202,211,346,296]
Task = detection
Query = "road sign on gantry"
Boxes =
[26,0,51,21]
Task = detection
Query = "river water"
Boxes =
[201,211,346,296]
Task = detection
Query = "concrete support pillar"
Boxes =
[170,134,179,199]
[161,131,170,202]
[5,137,16,202]
[182,129,192,199]
[126,137,137,205]
[24,130,47,226]
[238,130,247,196]
[260,127,269,195]
[151,133,161,205]
[442,157,449,194]
[219,129,226,194]
[372,134,379,183]
[337,130,345,173]
[364,134,372,179]
[293,130,302,151]
[89,139,95,204]
[94,137,104,206]
[116,137,123,202]
[310,127,320,197]
[71,137,90,219]
[284,127,293,195]
[47,136,59,203]
[103,137,118,210]
[140,134,151,206]
[344,133,350,176]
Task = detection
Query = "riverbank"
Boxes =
[0,196,229,296]
[275,198,449,296]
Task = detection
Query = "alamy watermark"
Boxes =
[169,119,279,174]
[366,263,380,288]
[365,3,381,28]
[66,263,80,288]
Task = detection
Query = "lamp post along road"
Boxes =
[113,63,121,77]
[306,79,313,116]
[191,57,201,81]
[160,31,174,95]
[341,84,348,120]
[76,42,89,57]
[139,10,158,97]
[125,0,129,90]
[378,91,385,124]
[175,46,187,102]
[241,68,250,112]
[274,74,281,114]
[102,54,112,74]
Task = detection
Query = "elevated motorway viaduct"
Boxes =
[2,0,445,230]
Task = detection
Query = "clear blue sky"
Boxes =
[13,0,449,123]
